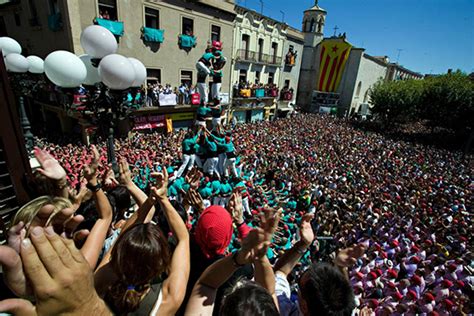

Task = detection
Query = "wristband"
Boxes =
[86,182,102,193]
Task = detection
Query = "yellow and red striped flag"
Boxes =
[317,39,352,92]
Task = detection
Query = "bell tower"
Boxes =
[302,0,326,47]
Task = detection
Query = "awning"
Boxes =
[143,27,164,43]
[179,34,196,48]
[95,18,124,36]
[133,122,164,130]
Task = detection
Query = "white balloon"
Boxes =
[4,53,29,73]
[128,57,147,87]
[79,54,101,85]
[98,54,135,90]
[44,50,87,88]
[80,25,118,58]
[0,37,22,56]
[26,56,44,74]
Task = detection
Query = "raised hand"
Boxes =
[185,167,202,190]
[150,167,169,201]
[102,164,119,189]
[34,147,66,181]
[83,145,100,182]
[334,243,367,268]
[227,190,243,224]
[118,159,133,186]
[300,213,315,247]
[0,228,110,315]
[184,189,205,214]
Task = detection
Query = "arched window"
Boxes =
[310,18,316,32]
[303,19,308,32]
[356,81,362,98]
[363,89,369,103]
[317,17,324,33]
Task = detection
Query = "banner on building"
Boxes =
[159,93,177,106]
[317,39,352,92]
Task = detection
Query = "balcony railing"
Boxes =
[236,49,282,65]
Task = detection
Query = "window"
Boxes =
[180,70,193,86]
[211,25,220,42]
[310,18,315,32]
[258,38,264,62]
[284,80,290,88]
[271,42,278,63]
[145,7,159,29]
[14,13,21,26]
[0,16,7,36]
[239,69,247,83]
[28,0,40,26]
[182,17,194,35]
[268,72,274,84]
[147,68,161,85]
[255,71,261,83]
[356,81,362,98]
[49,0,59,14]
[98,0,117,21]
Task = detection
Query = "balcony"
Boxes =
[236,49,282,66]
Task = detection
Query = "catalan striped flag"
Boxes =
[317,39,352,92]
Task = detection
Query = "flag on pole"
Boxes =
[317,39,352,92]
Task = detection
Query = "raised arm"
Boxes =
[185,228,265,316]
[151,167,190,315]
[274,213,314,277]
[34,147,68,198]
[80,145,113,269]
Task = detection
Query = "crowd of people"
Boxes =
[233,81,280,99]
[0,114,471,315]
[145,82,198,107]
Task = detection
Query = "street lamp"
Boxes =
[2,25,147,174]
[1,37,44,155]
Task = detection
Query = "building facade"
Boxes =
[277,26,304,113]
[0,0,236,132]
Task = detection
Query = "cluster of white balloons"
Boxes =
[0,25,147,90]
[0,37,45,74]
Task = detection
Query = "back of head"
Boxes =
[220,280,279,316]
[107,185,131,222]
[107,223,171,314]
[194,206,233,259]
[299,263,356,316]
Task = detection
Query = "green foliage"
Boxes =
[370,71,474,132]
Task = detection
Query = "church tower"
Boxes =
[297,0,327,110]
[302,0,326,47]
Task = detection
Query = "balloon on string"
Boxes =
[79,54,101,85]
[0,37,22,56]
[26,56,44,74]
[4,53,29,73]
[128,57,147,87]
[98,54,134,90]
[44,50,87,88]
[80,25,118,58]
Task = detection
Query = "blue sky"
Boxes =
[236,0,474,75]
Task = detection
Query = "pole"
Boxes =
[18,96,34,155]
[396,49,403,64]
[106,110,119,175]
[259,0,263,15]
[280,10,285,23]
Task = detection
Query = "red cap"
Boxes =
[391,240,399,247]
[369,299,379,308]
[411,256,421,264]
[448,263,457,271]
[387,269,398,278]
[407,290,417,300]
[369,272,378,280]
[411,275,422,285]
[456,280,465,288]
[444,299,454,309]
[212,40,222,50]
[393,292,403,301]
[387,281,397,289]
[442,279,453,288]
[411,245,420,252]
[424,292,435,301]
[194,206,233,259]
[355,271,364,279]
